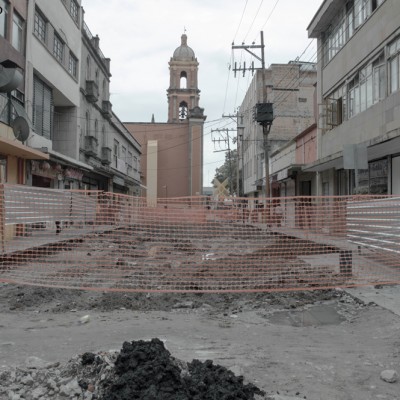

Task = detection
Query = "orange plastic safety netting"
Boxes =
[1,184,400,292]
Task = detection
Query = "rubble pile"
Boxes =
[0,339,266,400]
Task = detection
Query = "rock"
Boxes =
[20,374,34,386]
[81,352,96,365]
[1,342,15,347]
[59,377,81,397]
[380,369,399,383]
[79,315,91,324]
[266,396,305,400]
[87,383,95,392]
[173,301,194,309]
[25,356,52,369]
[31,386,48,399]
[46,377,58,391]
[6,391,21,400]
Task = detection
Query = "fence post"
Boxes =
[339,250,352,277]
[0,184,4,253]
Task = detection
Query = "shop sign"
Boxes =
[113,176,125,186]
[64,168,84,180]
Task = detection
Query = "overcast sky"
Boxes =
[81,0,322,186]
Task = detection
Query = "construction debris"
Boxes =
[0,339,265,400]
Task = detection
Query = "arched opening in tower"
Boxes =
[179,101,188,120]
[180,71,187,89]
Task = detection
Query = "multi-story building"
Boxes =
[80,15,141,194]
[1,0,141,194]
[306,0,400,195]
[238,62,317,197]
[24,0,87,189]
[1,0,49,184]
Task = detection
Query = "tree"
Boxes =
[213,149,238,195]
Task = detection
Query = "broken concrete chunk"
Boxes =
[380,369,399,383]
[25,356,51,369]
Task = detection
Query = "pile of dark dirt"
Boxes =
[102,338,265,400]
[1,339,266,399]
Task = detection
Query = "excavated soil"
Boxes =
[0,282,340,313]
[102,338,265,400]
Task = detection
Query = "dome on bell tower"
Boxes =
[173,34,196,60]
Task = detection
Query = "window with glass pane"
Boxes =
[53,34,64,63]
[0,0,8,38]
[85,112,90,135]
[86,56,91,80]
[122,146,126,165]
[70,0,79,22]
[68,52,78,77]
[34,10,46,42]
[102,126,106,147]
[12,12,23,51]
[390,56,399,93]
[94,119,98,140]
[33,76,53,139]
[113,140,119,167]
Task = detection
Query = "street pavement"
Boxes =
[345,284,400,316]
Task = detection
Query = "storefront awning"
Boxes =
[0,136,49,160]
[302,155,343,172]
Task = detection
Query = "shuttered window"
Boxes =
[33,76,53,139]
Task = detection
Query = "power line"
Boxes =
[243,0,264,43]
[232,0,249,44]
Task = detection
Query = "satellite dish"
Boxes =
[11,116,30,142]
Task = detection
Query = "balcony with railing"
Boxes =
[84,135,98,157]
[85,80,99,103]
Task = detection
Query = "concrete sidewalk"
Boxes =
[345,284,400,316]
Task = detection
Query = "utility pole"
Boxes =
[222,112,243,197]
[232,31,273,198]
[211,128,236,195]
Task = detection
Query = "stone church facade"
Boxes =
[125,34,206,200]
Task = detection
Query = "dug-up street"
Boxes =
[0,283,399,399]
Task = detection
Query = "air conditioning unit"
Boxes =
[85,80,99,103]
[101,146,112,164]
[84,135,98,156]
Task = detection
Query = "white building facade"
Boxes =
[13,0,141,193]
[80,16,141,194]
[307,0,400,195]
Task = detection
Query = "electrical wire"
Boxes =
[232,0,249,45]
[243,0,264,43]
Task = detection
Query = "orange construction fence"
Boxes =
[1,184,400,292]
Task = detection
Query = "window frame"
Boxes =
[53,32,64,63]
[12,12,24,52]
[70,0,79,23]
[113,139,119,167]
[0,0,8,39]
[86,56,91,80]
[85,111,90,136]
[388,37,400,95]
[68,52,78,78]
[34,8,46,43]
[323,0,387,65]
[33,75,53,139]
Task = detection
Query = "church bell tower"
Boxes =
[167,34,200,123]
